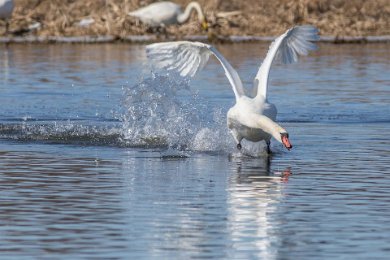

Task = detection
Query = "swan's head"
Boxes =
[260,117,292,151]
[280,132,292,150]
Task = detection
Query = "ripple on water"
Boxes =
[0,43,390,259]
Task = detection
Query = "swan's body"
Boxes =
[129,1,207,30]
[0,0,13,33]
[146,25,319,152]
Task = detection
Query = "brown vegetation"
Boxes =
[2,0,389,38]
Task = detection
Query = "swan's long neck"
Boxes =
[257,116,286,143]
[237,112,286,143]
[177,2,205,24]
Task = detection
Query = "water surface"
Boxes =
[0,43,390,259]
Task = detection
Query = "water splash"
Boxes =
[120,73,233,152]
[0,73,271,155]
[0,73,235,152]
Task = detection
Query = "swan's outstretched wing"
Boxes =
[146,41,245,100]
[254,25,319,99]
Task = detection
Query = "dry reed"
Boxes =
[1,0,389,37]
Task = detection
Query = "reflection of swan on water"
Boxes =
[0,0,14,33]
[227,157,291,258]
[129,1,208,30]
[146,26,318,153]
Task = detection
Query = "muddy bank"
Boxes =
[1,35,390,44]
[1,0,389,42]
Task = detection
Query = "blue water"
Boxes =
[0,43,390,259]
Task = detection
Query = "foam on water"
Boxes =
[0,121,121,146]
[0,72,236,152]
[3,69,386,155]
[2,43,390,259]
[120,73,234,153]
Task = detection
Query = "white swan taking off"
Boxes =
[146,25,319,153]
[129,1,208,30]
[0,0,13,33]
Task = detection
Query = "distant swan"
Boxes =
[0,0,13,33]
[146,25,319,153]
[129,1,208,30]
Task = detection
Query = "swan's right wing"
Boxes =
[146,41,245,100]
[254,25,319,99]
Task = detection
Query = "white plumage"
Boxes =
[0,0,13,19]
[146,25,319,153]
[129,1,207,30]
[0,0,13,33]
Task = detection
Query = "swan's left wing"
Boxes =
[146,41,245,100]
[254,25,319,99]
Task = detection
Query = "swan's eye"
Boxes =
[281,133,289,138]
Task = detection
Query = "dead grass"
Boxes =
[2,0,389,37]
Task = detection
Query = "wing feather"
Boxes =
[254,25,319,99]
[146,41,245,100]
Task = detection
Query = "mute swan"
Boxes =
[146,25,319,153]
[129,1,208,30]
[0,0,13,33]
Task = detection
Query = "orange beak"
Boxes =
[281,135,292,150]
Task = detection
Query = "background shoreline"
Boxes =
[1,0,388,44]
[1,34,390,44]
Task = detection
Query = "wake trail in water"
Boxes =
[0,122,122,146]
[2,73,386,155]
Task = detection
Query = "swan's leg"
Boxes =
[266,140,271,154]
[230,130,242,150]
